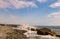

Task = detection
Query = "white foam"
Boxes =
[24,30,37,37]
[17,24,36,31]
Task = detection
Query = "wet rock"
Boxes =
[36,28,56,36]
[56,35,60,37]
[31,28,36,31]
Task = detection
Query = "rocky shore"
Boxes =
[0,24,60,39]
[0,26,28,39]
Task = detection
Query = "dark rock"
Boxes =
[56,35,60,37]
[36,28,56,36]
[31,28,36,31]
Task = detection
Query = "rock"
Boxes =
[36,28,50,35]
[56,35,60,37]
[0,26,28,39]
[36,28,56,36]
[48,31,56,36]
[31,28,36,31]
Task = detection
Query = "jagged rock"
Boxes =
[0,26,28,39]
[56,35,60,37]
[36,28,56,36]
[31,28,36,31]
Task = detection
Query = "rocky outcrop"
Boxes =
[0,26,28,39]
[56,35,60,37]
[36,28,56,36]
[31,28,36,31]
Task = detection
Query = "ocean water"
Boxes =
[36,26,60,29]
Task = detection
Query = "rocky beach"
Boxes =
[0,24,60,39]
[0,25,28,39]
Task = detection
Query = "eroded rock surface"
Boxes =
[0,26,28,39]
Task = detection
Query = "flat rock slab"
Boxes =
[0,26,28,39]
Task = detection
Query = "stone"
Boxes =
[0,26,28,39]
[56,35,60,37]
[36,28,56,36]
[31,28,36,31]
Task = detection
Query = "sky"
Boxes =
[0,0,60,26]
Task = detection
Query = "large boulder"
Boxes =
[36,28,56,36]
[31,28,36,31]
[56,35,60,37]
[0,26,28,39]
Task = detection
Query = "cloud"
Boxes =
[46,11,60,26]
[0,0,37,9]
[0,0,10,9]
[48,11,60,18]
[9,15,17,19]
[49,0,60,8]
[37,0,47,3]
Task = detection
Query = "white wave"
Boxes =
[24,30,37,37]
[16,24,36,31]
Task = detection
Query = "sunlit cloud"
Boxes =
[47,11,60,25]
[49,0,60,8]
[9,15,17,19]
[0,0,37,9]
[0,0,10,9]
[48,11,60,18]
[37,0,47,3]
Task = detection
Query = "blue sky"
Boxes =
[0,0,60,25]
